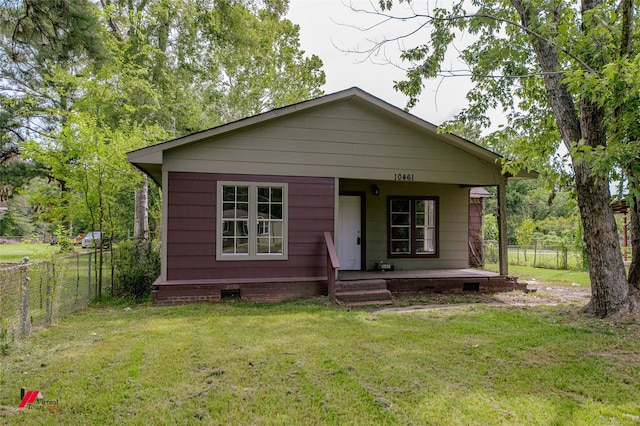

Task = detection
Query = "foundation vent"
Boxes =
[463,282,480,292]
[221,289,241,300]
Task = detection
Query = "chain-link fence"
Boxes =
[0,251,113,341]
[484,240,585,270]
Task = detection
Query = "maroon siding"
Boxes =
[166,172,334,282]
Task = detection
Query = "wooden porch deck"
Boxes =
[339,268,500,281]
[337,268,516,296]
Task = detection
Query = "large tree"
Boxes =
[95,0,325,239]
[0,0,104,202]
[1,0,324,230]
[363,0,639,317]
[2,0,325,296]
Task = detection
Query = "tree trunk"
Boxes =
[627,195,640,289]
[98,176,104,299]
[511,0,632,316]
[618,0,640,291]
[576,98,630,316]
[574,162,630,315]
[134,175,149,240]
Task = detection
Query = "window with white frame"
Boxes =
[218,182,287,260]
[388,196,438,257]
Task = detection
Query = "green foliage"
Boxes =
[112,240,160,299]
[483,212,498,241]
[0,141,37,201]
[0,1,106,197]
[573,220,589,271]
[483,179,579,245]
[1,0,326,247]
[53,224,73,252]
[485,239,498,264]
[0,194,42,236]
[0,0,105,62]
[536,215,578,238]
[515,217,535,247]
[0,327,10,356]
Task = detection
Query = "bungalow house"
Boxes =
[128,88,534,305]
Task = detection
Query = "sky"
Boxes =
[286,0,475,126]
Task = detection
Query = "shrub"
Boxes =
[112,240,160,299]
[0,327,11,356]
[485,241,498,264]
[54,225,73,252]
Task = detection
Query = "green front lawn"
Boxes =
[485,263,591,287]
[1,301,638,425]
[0,243,106,264]
[0,243,61,263]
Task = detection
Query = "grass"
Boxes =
[1,300,639,425]
[485,263,591,287]
[0,243,66,263]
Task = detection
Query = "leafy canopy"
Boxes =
[375,0,640,188]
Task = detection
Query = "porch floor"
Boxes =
[338,268,501,280]
[337,268,515,296]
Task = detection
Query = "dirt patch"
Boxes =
[375,280,592,314]
[0,405,19,417]
[0,237,20,244]
[494,280,591,306]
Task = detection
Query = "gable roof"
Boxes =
[128,87,536,185]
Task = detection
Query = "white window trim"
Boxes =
[216,181,288,261]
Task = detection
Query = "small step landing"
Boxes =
[335,279,393,306]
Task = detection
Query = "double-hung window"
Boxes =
[217,182,288,260]
[388,196,438,257]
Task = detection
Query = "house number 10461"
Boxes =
[394,173,414,181]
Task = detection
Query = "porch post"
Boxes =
[497,177,509,275]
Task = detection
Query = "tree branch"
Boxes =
[342,1,597,74]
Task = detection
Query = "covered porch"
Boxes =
[327,174,515,305]
[335,178,512,276]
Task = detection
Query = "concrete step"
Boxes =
[336,279,388,292]
[341,299,394,307]
[336,288,393,306]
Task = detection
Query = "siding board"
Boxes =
[169,192,215,206]
[168,218,215,231]
[168,205,215,218]
[166,172,334,281]
[163,100,502,186]
[167,230,214,244]
[168,178,216,193]
[164,159,499,186]
[172,148,486,171]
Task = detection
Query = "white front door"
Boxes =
[338,195,362,270]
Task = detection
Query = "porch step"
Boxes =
[336,279,388,291]
[335,279,393,306]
